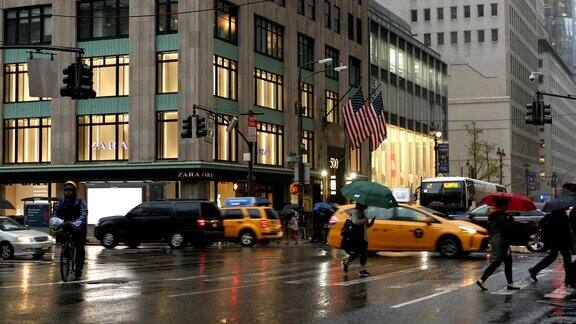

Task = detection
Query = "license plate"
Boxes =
[42,246,50,251]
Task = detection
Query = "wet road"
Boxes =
[1,244,576,323]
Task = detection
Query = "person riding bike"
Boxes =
[52,181,88,280]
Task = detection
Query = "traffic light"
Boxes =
[290,183,301,194]
[60,63,78,98]
[77,64,96,99]
[196,116,207,138]
[542,103,552,124]
[525,102,535,124]
[180,115,193,139]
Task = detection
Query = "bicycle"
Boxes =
[53,222,77,282]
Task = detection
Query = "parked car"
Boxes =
[220,206,283,247]
[327,204,488,258]
[466,204,546,252]
[0,217,55,259]
[94,200,224,249]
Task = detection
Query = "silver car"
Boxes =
[0,217,55,259]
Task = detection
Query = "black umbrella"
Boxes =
[563,180,576,195]
[279,208,296,217]
[542,195,576,213]
[282,204,299,211]
[0,198,15,210]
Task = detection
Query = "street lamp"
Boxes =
[297,57,346,210]
[496,147,506,185]
[430,125,443,176]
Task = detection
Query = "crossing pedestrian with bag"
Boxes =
[341,203,375,277]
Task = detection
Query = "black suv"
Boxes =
[94,200,223,249]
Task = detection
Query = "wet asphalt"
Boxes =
[1,243,576,324]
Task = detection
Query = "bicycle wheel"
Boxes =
[60,244,73,282]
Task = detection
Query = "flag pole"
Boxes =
[322,76,363,129]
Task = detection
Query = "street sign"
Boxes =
[248,114,257,142]
[205,118,215,143]
[287,153,298,163]
[28,58,59,97]
[248,115,257,127]
[437,143,449,174]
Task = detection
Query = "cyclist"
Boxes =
[53,181,88,280]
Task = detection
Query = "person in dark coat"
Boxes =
[476,196,519,290]
[529,208,574,287]
[53,181,88,280]
[341,203,375,277]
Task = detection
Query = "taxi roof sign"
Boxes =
[223,197,270,207]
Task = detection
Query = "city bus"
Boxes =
[419,177,506,217]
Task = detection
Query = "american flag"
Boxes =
[370,91,387,150]
[344,88,371,147]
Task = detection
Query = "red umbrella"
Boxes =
[482,192,536,212]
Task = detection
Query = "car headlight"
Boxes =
[458,225,477,234]
[16,236,33,243]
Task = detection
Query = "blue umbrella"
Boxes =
[313,203,334,214]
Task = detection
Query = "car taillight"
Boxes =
[260,220,270,228]
[197,219,206,227]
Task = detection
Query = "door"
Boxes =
[221,209,245,238]
[247,208,263,230]
[387,207,438,251]
[365,206,395,250]
[140,203,172,241]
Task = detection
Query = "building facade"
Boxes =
[381,0,543,194]
[368,1,448,193]
[543,0,576,74]
[0,0,371,222]
[537,39,576,199]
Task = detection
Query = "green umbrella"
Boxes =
[340,181,399,209]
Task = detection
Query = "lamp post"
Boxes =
[429,124,443,176]
[496,147,506,185]
[296,57,345,210]
[523,161,530,197]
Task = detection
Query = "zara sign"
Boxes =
[91,141,128,151]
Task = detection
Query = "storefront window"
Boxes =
[300,83,314,117]
[213,55,238,100]
[350,147,360,172]
[254,68,283,111]
[302,130,314,166]
[256,122,283,166]
[325,90,339,123]
[4,63,49,103]
[157,52,178,93]
[83,55,129,97]
[78,114,129,161]
[371,125,435,192]
[157,111,178,160]
[3,118,51,163]
[214,115,237,162]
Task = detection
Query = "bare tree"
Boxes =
[464,122,499,181]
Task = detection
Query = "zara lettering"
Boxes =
[91,142,128,151]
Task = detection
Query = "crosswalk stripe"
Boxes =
[491,270,552,295]
[333,266,424,287]
[545,287,575,299]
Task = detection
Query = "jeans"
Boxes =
[73,232,86,275]
[347,240,368,266]
[481,249,513,284]
[532,248,573,285]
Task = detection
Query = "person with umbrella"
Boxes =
[528,195,576,288]
[339,181,398,277]
[476,195,519,290]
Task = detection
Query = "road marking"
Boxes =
[391,290,455,309]
[333,267,424,287]
[545,287,575,299]
[390,282,419,289]
[491,270,552,295]
[168,282,265,298]
[0,277,118,289]
[168,275,208,281]
[285,264,395,285]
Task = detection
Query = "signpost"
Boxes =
[437,143,450,174]
[248,114,257,143]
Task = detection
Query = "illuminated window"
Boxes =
[325,90,339,123]
[213,55,238,100]
[157,0,178,34]
[300,83,314,118]
[83,55,129,97]
[302,130,314,166]
[3,118,51,163]
[156,112,178,160]
[214,0,238,44]
[157,52,178,93]
[255,16,284,60]
[254,68,283,111]
[350,147,361,172]
[539,155,545,164]
[77,0,129,41]
[78,114,129,161]
[214,115,237,162]
[4,5,52,45]
[4,63,49,103]
[256,122,283,166]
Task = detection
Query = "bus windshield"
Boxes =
[420,181,467,213]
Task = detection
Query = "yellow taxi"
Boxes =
[327,204,488,258]
[220,198,283,247]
